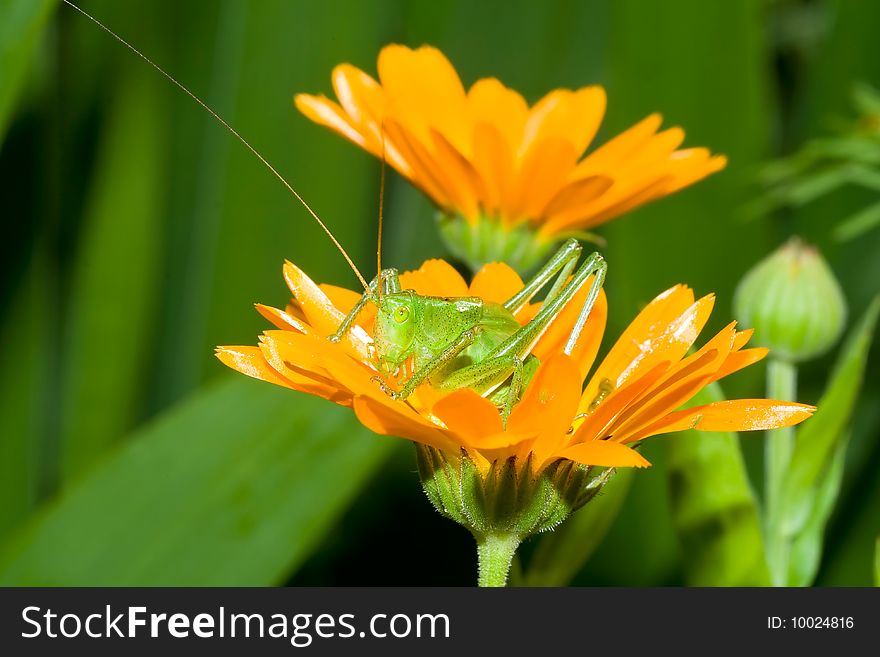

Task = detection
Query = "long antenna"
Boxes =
[376,123,387,299]
[61,0,371,293]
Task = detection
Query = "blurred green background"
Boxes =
[0,0,877,585]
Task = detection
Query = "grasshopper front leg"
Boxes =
[328,267,400,342]
[372,328,478,400]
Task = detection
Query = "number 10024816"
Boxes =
[768,616,854,629]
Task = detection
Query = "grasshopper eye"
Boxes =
[393,306,410,324]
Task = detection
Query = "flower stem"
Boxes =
[476,533,521,587]
[765,358,797,586]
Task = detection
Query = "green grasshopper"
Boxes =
[331,241,605,420]
[63,1,608,418]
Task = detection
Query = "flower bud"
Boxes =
[437,213,558,274]
[416,445,614,540]
[734,237,846,363]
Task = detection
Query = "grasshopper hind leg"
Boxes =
[487,355,541,424]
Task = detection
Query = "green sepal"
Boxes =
[437,212,557,274]
[415,446,614,541]
[416,443,463,522]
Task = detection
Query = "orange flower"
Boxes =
[216,259,813,472]
[295,44,727,271]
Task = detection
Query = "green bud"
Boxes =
[734,237,847,363]
[437,212,558,274]
[416,445,614,585]
[416,446,612,538]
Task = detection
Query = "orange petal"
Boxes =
[611,370,716,444]
[710,347,768,383]
[608,325,737,442]
[256,337,353,403]
[692,399,816,432]
[467,78,528,153]
[574,361,671,440]
[508,354,582,462]
[542,175,614,223]
[328,64,414,174]
[560,440,651,468]
[547,126,687,232]
[629,399,816,440]
[331,64,385,132]
[352,395,458,452]
[261,330,371,395]
[582,285,702,404]
[432,388,504,448]
[664,150,727,193]
[468,430,536,452]
[574,113,662,175]
[430,128,486,219]
[283,262,372,361]
[383,117,464,212]
[594,125,684,183]
[215,346,296,389]
[520,86,606,158]
[295,94,373,152]
[256,303,310,333]
[378,45,468,152]
[399,259,469,297]
[506,137,578,223]
[471,122,515,216]
[283,261,345,333]
[571,176,672,231]
[646,321,736,393]
[469,262,525,304]
[732,328,755,351]
[318,284,362,313]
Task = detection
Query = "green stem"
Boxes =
[476,533,521,587]
[765,358,797,586]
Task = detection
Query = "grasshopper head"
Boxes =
[373,291,417,376]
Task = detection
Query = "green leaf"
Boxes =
[520,468,632,586]
[0,253,51,538]
[0,377,394,585]
[782,165,853,205]
[848,163,880,190]
[874,536,880,586]
[0,0,57,141]
[787,434,848,586]
[57,67,169,482]
[852,82,880,116]
[781,296,880,534]
[779,296,880,585]
[834,200,880,241]
[666,383,770,586]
